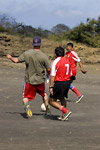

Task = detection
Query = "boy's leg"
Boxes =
[58,98,68,120]
[49,98,60,109]
[49,98,71,120]
[42,93,51,115]
[36,83,50,113]
[23,98,29,105]
[61,98,66,108]
[70,83,81,97]
[43,93,49,110]
[23,83,36,118]
[70,78,79,96]
[23,98,32,118]
[70,83,84,103]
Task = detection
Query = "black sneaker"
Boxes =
[61,110,72,121]
[76,95,84,103]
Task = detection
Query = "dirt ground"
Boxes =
[0,63,100,150]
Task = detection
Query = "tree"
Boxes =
[0,13,52,37]
[51,24,70,34]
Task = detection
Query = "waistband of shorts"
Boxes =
[55,81,70,84]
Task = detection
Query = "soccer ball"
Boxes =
[41,103,46,112]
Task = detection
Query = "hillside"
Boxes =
[0,33,100,68]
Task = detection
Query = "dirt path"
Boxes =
[0,65,100,150]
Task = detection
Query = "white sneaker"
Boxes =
[76,95,84,103]
[57,115,69,121]
[61,110,72,121]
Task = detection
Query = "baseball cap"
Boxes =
[32,36,41,46]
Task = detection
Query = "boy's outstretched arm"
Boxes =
[79,61,87,74]
[6,54,19,63]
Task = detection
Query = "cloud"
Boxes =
[56,10,66,18]
[0,0,42,14]
[0,0,100,29]
[69,10,82,16]
[56,9,82,18]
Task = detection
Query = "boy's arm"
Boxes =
[6,54,19,63]
[79,61,87,74]
[71,50,87,74]
[46,68,51,83]
[49,76,55,95]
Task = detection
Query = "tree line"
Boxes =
[0,14,69,37]
[1,14,100,47]
[0,14,51,37]
[62,16,100,47]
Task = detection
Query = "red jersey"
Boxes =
[65,50,80,76]
[50,57,71,81]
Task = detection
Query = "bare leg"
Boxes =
[22,98,29,105]
[49,97,67,109]
[61,98,66,108]
[42,93,49,111]
[49,98,61,109]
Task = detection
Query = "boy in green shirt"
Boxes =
[7,36,50,118]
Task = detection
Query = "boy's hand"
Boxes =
[6,54,12,59]
[81,69,87,74]
[49,88,53,95]
[6,54,18,63]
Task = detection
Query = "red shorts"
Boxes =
[23,82,45,101]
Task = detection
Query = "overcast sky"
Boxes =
[0,0,100,30]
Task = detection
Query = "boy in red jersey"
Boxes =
[49,47,72,121]
[65,43,87,103]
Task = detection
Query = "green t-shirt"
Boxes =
[18,49,50,85]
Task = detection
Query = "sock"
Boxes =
[59,106,68,114]
[62,112,64,117]
[72,86,81,97]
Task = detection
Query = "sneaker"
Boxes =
[76,95,84,103]
[57,115,69,121]
[57,99,60,102]
[61,110,72,121]
[25,104,32,118]
[44,109,52,116]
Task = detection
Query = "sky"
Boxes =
[0,0,100,30]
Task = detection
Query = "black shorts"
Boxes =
[71,76,76,80]
[50,81,70,100]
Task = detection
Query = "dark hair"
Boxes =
[55,47,65,57]
[67,43,73,48]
